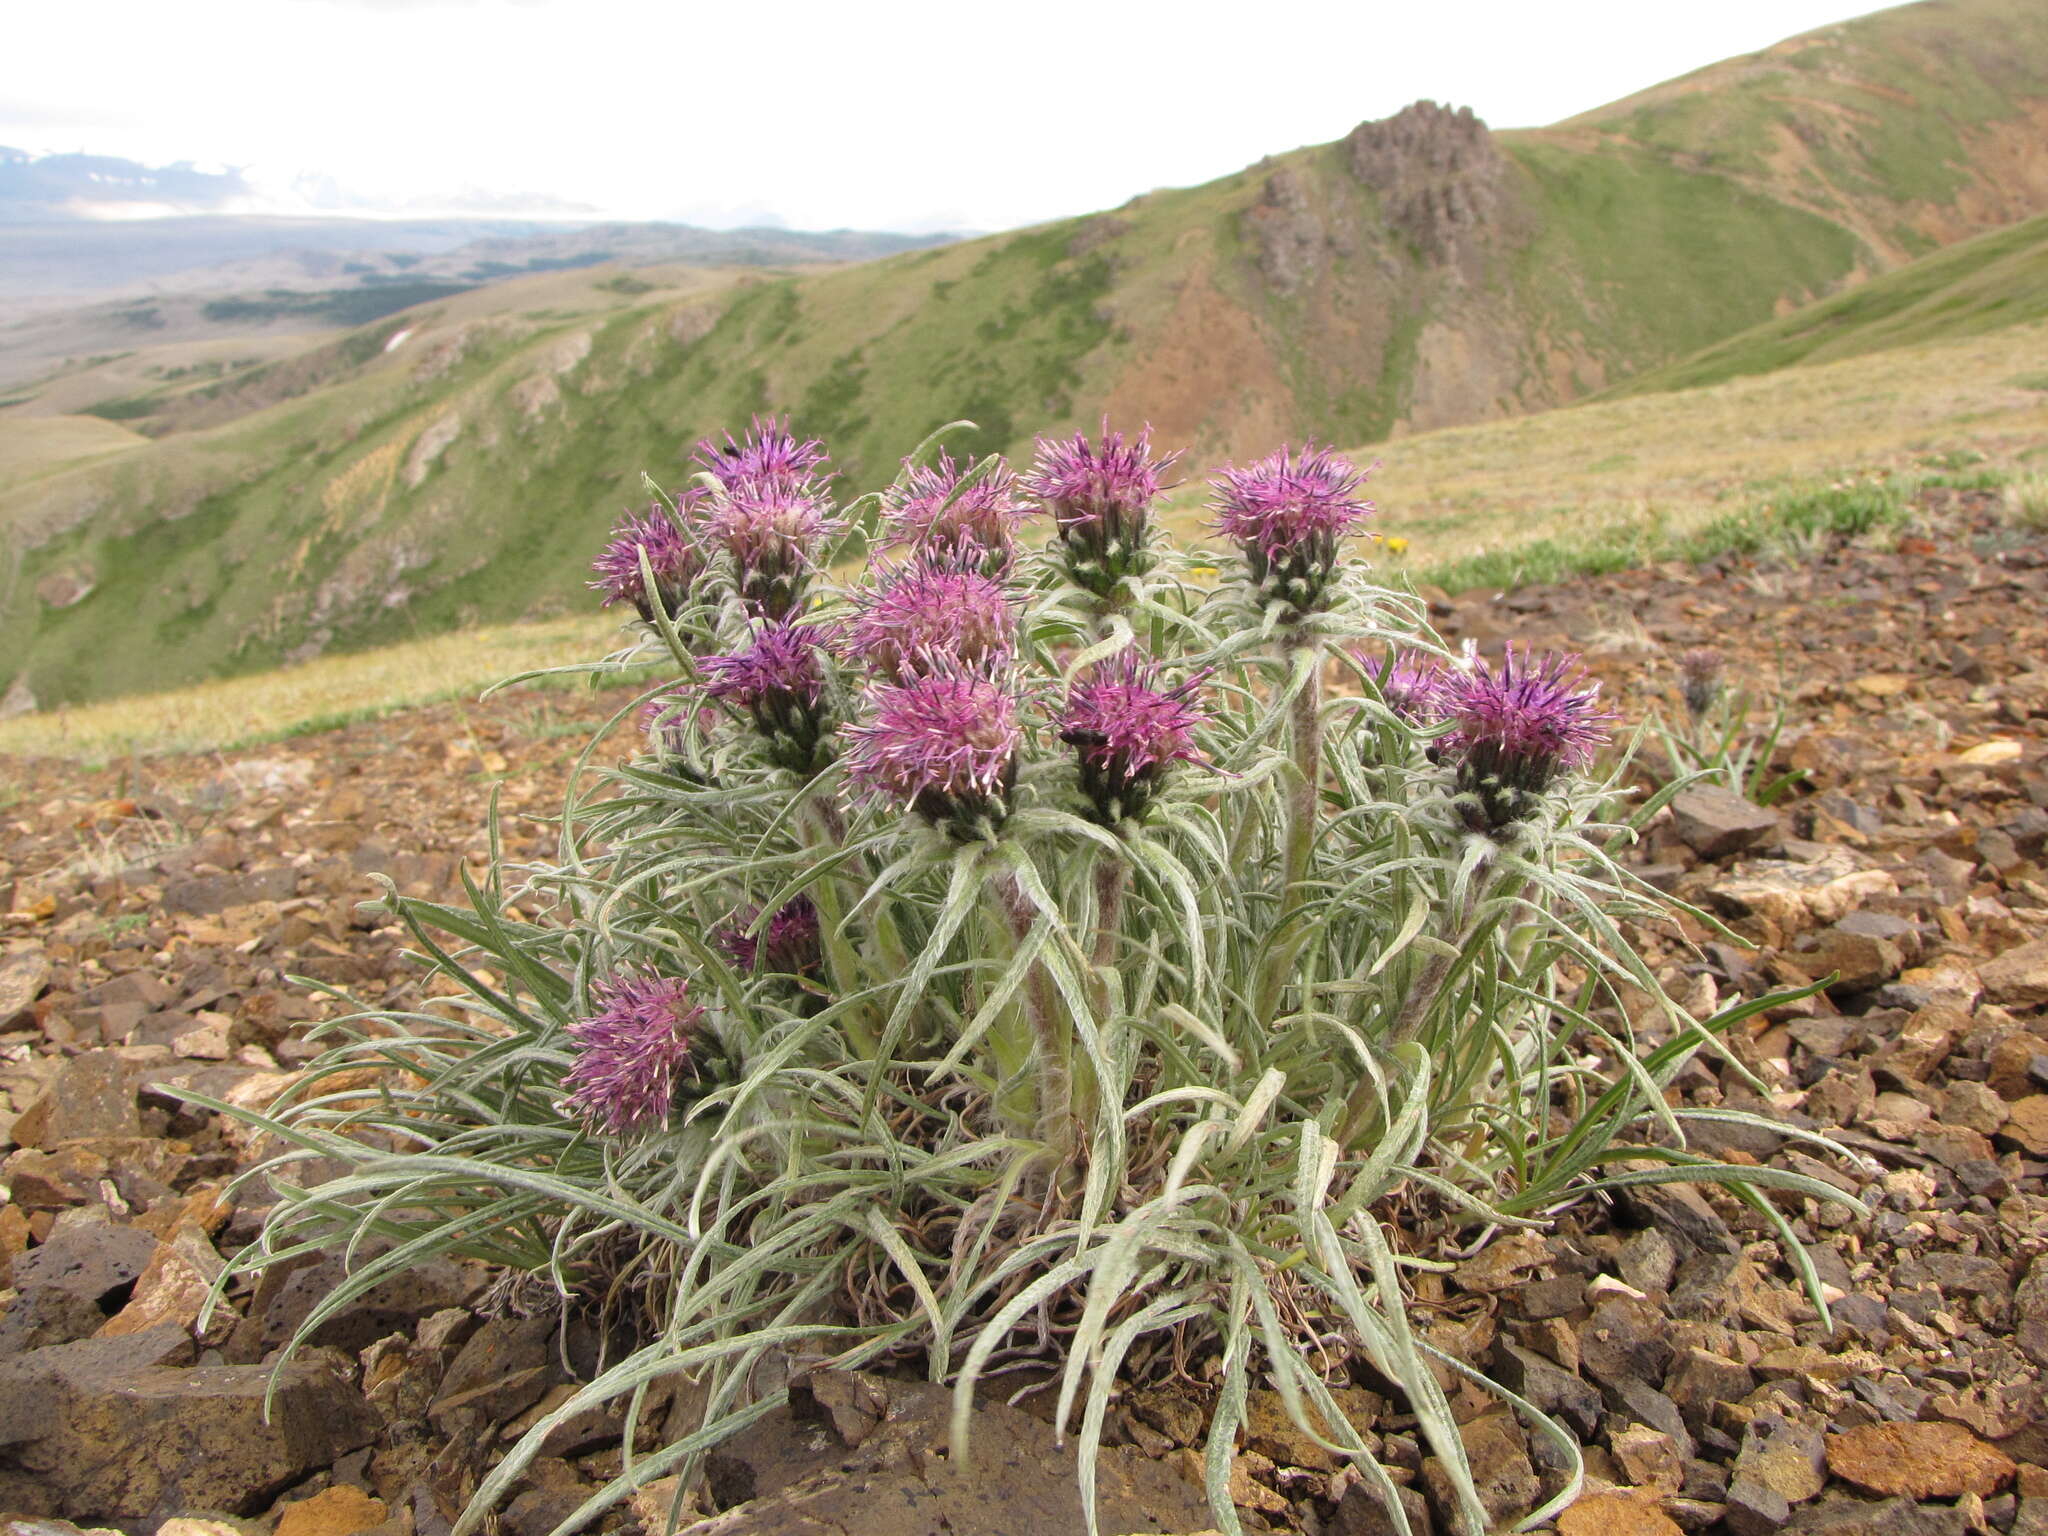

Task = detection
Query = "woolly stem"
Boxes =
[995,873,1077,1183]
[1091,857,1128,973]
[1253,640,1325,1026]
[803,805,873,1057]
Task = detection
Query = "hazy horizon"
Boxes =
[5,0,1890,236]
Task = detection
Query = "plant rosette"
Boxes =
[203,416,1861,1536]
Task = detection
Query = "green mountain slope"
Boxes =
[7,0,2048,708]
[1598,210,2048,397]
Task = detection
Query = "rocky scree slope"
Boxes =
[2,488,2048,1532]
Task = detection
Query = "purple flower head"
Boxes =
[705,486,840,620]
[694,416,827,500]
[716,895,822,977]
[701,621,833,771]
[1022,423,1180,596]
[1677,647,1725,720]
[561,970,704,1136]
[882,453,1035,576]
[846,557,1015,681]
[1211,445,1375,614]
[1437,646,1617,835]
[702,622,827,710]
[1058,653,1210,824]
[844,667,1022,839]
[1363,650,1448,724]
[591,502,701,622]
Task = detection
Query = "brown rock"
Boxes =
[1242,1386,1381,1471]
[1706,852,1895,933]
[2004,1096,2048,1156]
[1980,941,2048,1007]
[1581,1295,1675,1390]
[1783,1495,1970,1536]
[1558,1491,1683,1536]
[0,949,50,1028]
[1826,1422,2016,1499]
[273,1486,388,1536]
[1988,1034,2048,1099]
[1453,1232,1550,1293]
[1611,1424,1683,1494]
[2016,1257,2048,1371]
[1943,1081,2011,1136]
[98,1223,228,1341]
[428,1314,554,1434]
[1665,1348,1755,1434]
[0,1204,29,1288]
[0,1207,158,1353]
[1422,1411,1538,1536]
[1797,924,1903,993]
[1129,1387,1209,1449]
[679,1370,1209,1536]
[1227,1452,1290,1515]
[1671,786,1783,861]
[1875,1008,1962,1081]
[0,1327,374,1531]
[1334,1481,1432,1536]
[12,1051,139,1147]
[1734,1413,1827,1506]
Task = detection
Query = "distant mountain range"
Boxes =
[5,0,2048,709]
[0,147,254,220]
[0,147,960,312]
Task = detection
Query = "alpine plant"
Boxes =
[220,419,1859,1536]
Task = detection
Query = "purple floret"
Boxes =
[1023,424,1175,537]
[1022,423,1179,595]
[1058,653,1208,822]
[561,971,703,1136]
[1210,444,1374,562]
[700,622,832,771]
[1367,650,1448,723]
[846,557,1015,681]
[701,622,828,709]
[590,503,700,620]
[1436,645,1617,833]
[694,416,827,498]
[844,668,1022,834]
[716,895,822,976]
[882,453,1034,573]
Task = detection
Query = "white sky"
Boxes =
[7,0,1889,233]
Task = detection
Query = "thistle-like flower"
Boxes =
[716,895,823,976]
[1211,445,1375,616]
[1363,650,1448,724]
[701,621,832,772]
[1058,653,1209,825]
[846,558,1015,681]
[561,971,704,1136]
[881,453,1034,576]
[703,487,837,621]
[694,416,828,499]
[1677,647,1725,720]
[1436,646,1617,835]
[591,503,700,622]
[844,667,1022,839]
[1022,423,1178,598]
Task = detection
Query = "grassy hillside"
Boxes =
[6,0,2048,708]
[1599,211,2048,397]
[8,314,2043,762]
